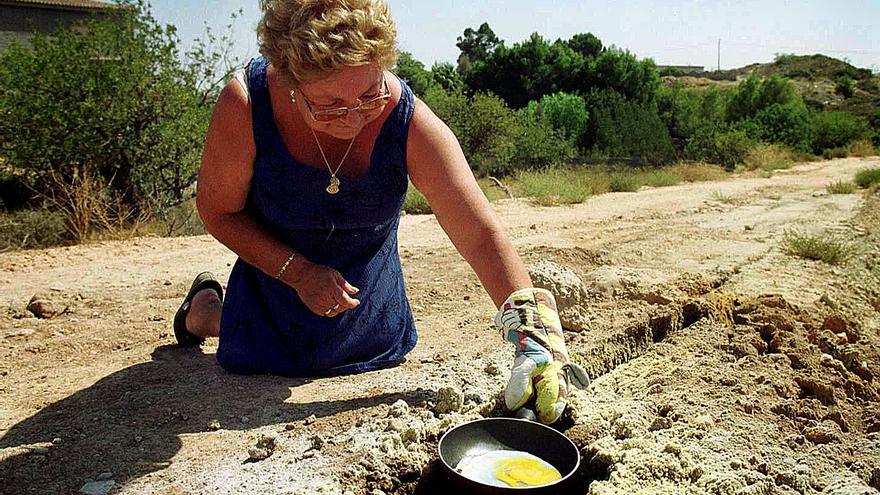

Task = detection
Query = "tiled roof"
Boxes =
[2,0,117,10]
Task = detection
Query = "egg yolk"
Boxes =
[494,457,562,487]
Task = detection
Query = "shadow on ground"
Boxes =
[0,345,426,494]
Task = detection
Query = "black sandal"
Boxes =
[173,272,224,346]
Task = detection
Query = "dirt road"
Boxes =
[1,157,878,494]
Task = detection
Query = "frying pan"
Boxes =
[437,418,581,494]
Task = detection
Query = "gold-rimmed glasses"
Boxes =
[292,75,391,122]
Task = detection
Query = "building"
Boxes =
[0,0,117,52]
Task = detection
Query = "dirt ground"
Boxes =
[1,157,879,495]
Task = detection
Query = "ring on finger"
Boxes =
[332,303,340,310]
[324,307,334,316]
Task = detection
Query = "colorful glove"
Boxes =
[494,288,590,424]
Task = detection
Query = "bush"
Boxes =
[514,167,593,206]
[402,186,432,214]
[812,111,873,153]
[510,112,577,173]
[664,162,729,182]
[657,84,728,148]
[0,208,70,251]
[826,181,856,194]
[835,75,855,99]
[848,139,876,157]
[523,92,588,144]
[782,230,852,265]
[745,103,814,152]
[685,127,754,170]
[423,87,520,175]
[608,173,642,192]
[0,0,235,239]
[726,76,802,122]
[583,89,675,163]
[855,168,880,188]
[743,143,794,171]
[822,147,849,159]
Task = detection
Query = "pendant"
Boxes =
[326,174,340,195]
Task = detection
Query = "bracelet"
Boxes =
[276,251,297,280]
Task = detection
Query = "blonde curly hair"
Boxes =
[257,0,399,86]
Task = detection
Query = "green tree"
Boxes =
[523,92,588,144]
[566,33,603,60]
[746,103,814,152]
[0,0,237,227]
[726,76,802,122]
[430,62,464,93]
[455,22,501,73]
[835,75,855,99]
[394,51,434,97]
[581,48,661,105]
[583,89,674,163]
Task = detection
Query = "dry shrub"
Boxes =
[39,166,150,242]
[848,139,877,158]
[665,162,729,182]
[743,143,795,171]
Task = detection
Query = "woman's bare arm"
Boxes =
[405,98,532,308]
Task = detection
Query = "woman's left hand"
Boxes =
[283,259,360,317]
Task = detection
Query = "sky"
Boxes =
[146,0,880,73]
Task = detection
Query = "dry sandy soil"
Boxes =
[1,157,879,495]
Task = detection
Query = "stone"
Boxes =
[303,414,317,425]
[26,291,68,319]
[79,480,115,495]
[388,400,410,418]
[207,420,221,431]
[247,434,278,461]
[434,386,464,415]
[528,260,591,332]
[804,420,842,444]
[484,362,502,376]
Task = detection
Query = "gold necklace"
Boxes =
[310,127,355,195]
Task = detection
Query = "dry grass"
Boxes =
[710,190,740,205]
[743,143,795,171]
[664,162,729,182]
[848,139,877,158]
[782,230,852,265]
[826,181,857,194]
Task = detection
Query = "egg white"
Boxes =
[455,449,562,488]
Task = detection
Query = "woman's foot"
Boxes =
[185,288,222,338]
[173,272,224,346]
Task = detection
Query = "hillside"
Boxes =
[664,54,880,122]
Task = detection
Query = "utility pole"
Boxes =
[717,38,721,71]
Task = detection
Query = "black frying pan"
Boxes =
[437,418,581,494]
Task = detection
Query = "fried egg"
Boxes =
[455,449,562,488]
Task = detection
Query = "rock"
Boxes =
[649,417,673,431]
[402,427,423,444]
[434,386,464,415]
[79,480,115,495]
[96,472,113,481]
[804,420,842,444]
[821,471,879,494]
[5,328,35,338]
[27,291,68,319]
[582,266,640,297]
[820,293,839,310]
[247,434,278,461]
[612,412,649,439]
[692,414,714,429]
[303,414,317,425]
[207,420,221,431]
[528,260,591,332]
[388,400,410,418]
[484,362,502,376]
[309,434,325,451]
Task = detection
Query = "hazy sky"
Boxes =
[147,0,880,72]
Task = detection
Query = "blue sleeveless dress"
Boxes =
[216,57,418,377]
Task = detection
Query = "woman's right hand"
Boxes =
[282,259,360,317]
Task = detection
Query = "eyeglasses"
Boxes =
[292,75,391,122]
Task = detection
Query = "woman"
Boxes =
[174,0,587,424]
